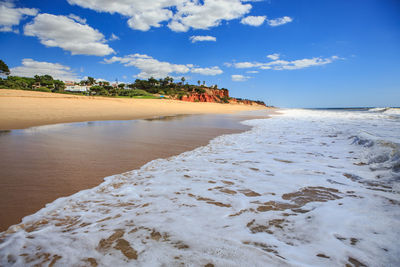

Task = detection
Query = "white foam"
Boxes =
[1,109,399,266]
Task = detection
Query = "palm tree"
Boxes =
[87,77,96,85]
[0,59,10,76]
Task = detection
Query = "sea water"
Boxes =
[1,108,399,266]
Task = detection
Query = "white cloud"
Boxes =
[231,54,340,71]
[232,74,251,82]
[68,14,86,24]
[267,53,280,60]
[67,0,252,32]
[10,59,80,81]
[169,0,251,31]
[109,33,119,41]
[190,35,216,43]
[234,62,262,68]
[240,15,266,26]
[267,16,293,27]
[246,70,259,73]
[0,2,38,32]
[24,13,114,56]
[191,66,223,76]
[105,54,190,79]
[105,54,223,79]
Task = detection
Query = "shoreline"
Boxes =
[0,111,273,232]
[0,89,268,130]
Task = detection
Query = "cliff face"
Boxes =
[180,88,229,103]
[179,87,265,106]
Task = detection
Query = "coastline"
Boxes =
[0,111,273,232]
[0,89,267,130]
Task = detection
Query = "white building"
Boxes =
[65,85,91,92]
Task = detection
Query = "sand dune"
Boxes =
[0,89,266,130]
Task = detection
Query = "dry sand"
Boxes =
[0,89,266,130]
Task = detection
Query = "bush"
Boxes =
[195,88,206,94]
[220,96,230,103]
[129,89,152,96]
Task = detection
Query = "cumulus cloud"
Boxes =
[231,54,340,71]
[267,16,293,27]
[191,66,223,76]
[24,13,114,56]
[232,74,251,82]
[190,35,216,43]
[169,0,252,32]
[105,54,223,79]
[0,2,38,32]
[105,54,190,79]
[67,0,251,32]
[10,59,80,81]
[246,70,259,73]
[240,15,266,26]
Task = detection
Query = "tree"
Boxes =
[181,77,185,83]
[0,59,10,76]
[197,80,201,86]
[87,77,95,85]
[148,77,157,87]
[53,80,65,92]
[89,85,103,95]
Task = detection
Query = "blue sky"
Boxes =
[0,0,399,107]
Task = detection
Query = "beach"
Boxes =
[0,89,266,130]
[1,108,399,266]
[0,89,270,231]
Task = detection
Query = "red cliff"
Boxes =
[179,87,265,106]
[180,88,229,103]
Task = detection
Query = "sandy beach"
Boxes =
[0,89,266,130]
[0,90,270,231]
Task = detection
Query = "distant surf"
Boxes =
[1,108,399,266]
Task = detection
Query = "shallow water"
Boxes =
[0,114,253,231]
[0,108,399,266]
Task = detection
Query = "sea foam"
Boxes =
[1,109,399,266]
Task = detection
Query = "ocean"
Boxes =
[1,108,399,266]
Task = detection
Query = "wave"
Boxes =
[368,107,390,112]
[1,109,399,266]
[351,131,400,186]
[369,107,400,116]
[383,108,400,116]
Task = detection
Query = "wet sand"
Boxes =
[0,112,270,231]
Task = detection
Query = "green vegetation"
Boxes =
[80,76,214,99]
[0,59,10,76]
[0,59,266,105]
[0,75,65,92]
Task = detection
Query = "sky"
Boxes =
[0,0,399,108]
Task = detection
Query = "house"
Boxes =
[32,82,41,89]
[65,85,90,92]
[64,81,75,86]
